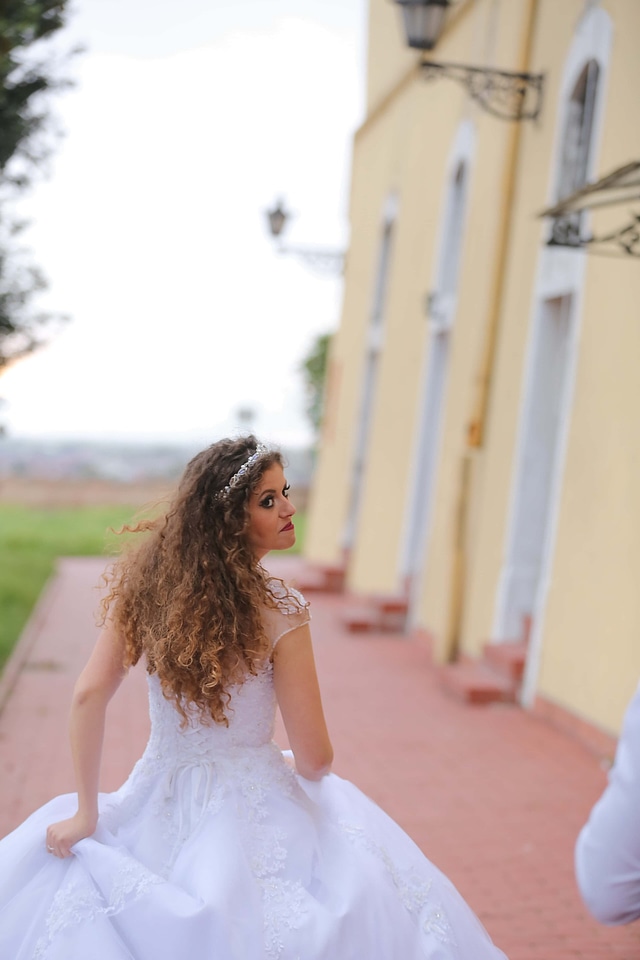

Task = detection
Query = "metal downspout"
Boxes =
[443,0,541,662]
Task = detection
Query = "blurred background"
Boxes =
[3,6,640,954]
[2,0,640,745]
[0,0,365,670]
[0,0,366,473]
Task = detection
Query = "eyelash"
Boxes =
[259,485,290,509]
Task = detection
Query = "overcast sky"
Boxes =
[0,0,367,449]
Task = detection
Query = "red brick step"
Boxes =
[440,660,518,705]
[343,594,409,634]
[482,639,527,684]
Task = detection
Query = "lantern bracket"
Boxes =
[420,58,545,122]
[538,161,640,259]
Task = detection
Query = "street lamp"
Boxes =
[395,0,448,49]
[266,200,287,240]
[264,198,345,277]
[391,0,545,122]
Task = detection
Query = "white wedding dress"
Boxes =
[0,586,507,959]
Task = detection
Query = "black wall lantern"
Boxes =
[395,0,449,50]
[392,0,545,122]
[264,198,345,277]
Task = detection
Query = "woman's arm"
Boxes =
[272,622,333,780]
[46,622,128,857]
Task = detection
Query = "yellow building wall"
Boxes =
[534,0,640,733]
[303,130,387,566]
[408,0,545,643]
[342,2,529,597]
[453,0,565,662]
[538,256,640,733]
[307,0,640,734]
[364,0,416,114]
[346,80,458,595]
[304,89,428,567]
[305,0,474,573]
[458,0,640,734]
[307,0,548,596]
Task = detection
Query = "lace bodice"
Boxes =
[142,580,310,764]
[101,584,311,884]
[146,666,277,761]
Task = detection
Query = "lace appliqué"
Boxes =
[33,851,163,959]
[266,578,308,614]
[264,580,311,650]
[262,877,307,959]
[99,753,159,833]
[338,820,456,946]
[88,659,308,959]
[233,750,308,958]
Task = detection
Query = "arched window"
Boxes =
[342,201,396,552]
[439,162,466,298]
[550,59,600,246]
[399,122,473,606]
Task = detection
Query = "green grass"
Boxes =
[0,503,143,671]
[0,504,306,671]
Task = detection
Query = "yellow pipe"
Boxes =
[467,0,540,448]
[444,0,540,662]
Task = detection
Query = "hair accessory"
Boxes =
[217,443,268,500]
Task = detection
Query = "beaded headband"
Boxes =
[216,443,268,500]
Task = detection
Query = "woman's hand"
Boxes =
[282,748,296,771]
[46,812,97,858]
[46,622,127,860]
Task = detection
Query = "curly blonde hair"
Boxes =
[100,436,295,725]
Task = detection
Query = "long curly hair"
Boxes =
[100,436,291,725]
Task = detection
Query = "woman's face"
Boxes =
[247,463,296,559]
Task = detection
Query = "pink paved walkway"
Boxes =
[1,555,639,959]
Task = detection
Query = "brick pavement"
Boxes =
[1,555,640,958]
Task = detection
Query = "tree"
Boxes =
[0,1,73,369]
[300,332,331,439]
[0,215,64,369]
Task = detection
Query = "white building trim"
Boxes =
[399,119,476,622]
[492,6,613,707]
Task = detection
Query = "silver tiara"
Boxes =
[216,443,268,500]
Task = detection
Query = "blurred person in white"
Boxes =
[575,681,640,924]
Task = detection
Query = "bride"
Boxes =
[0,436,508,959]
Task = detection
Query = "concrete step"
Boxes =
[291,564,346,594]
[343,594,409,634]
[343,606,380,634]
[483,640,528,684]
[440,660,518,706]
[372,594,409,632]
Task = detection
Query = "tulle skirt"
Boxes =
[0,746,507,959]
